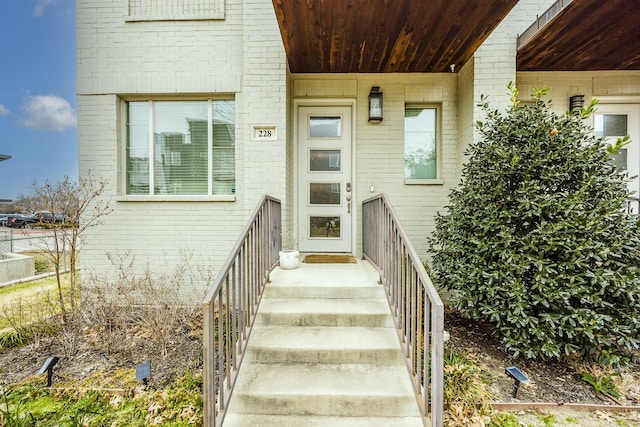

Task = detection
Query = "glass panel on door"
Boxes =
[309,183,341,205]
[595,114,627,137]
[309,116,342,138]
[309,216,341,238]
[310,150,341,171]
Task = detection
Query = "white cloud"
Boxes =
[20,95,77,132]
[34,0,55,17]
[0,104,9,116]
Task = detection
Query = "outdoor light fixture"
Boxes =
[368,86,383,123]
[505,366,530,398]
[38,356,59,387]
[569,95,585,114]
[136,361,152,387]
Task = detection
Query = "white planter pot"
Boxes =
[279,250,300,270]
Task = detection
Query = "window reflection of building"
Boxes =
[125,100,235,196]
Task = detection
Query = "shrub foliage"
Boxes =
[429,85,640,365]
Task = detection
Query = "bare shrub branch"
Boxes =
[75,252,210,360]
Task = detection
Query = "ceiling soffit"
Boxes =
[517,0,640,71]
[272,0,520,73]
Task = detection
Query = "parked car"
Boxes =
[31,211,63,223]
[4,211,71,228]
[0,213,22,227]
[6,214,37,228]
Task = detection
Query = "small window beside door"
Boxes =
[404,106,439,181]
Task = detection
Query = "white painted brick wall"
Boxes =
[454,0,559,175]
[474,0,557,111]
[77,0,287,299]
[77,0,244,95]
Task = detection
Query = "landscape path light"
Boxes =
[505,366,530,398]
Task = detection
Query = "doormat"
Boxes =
[303,254,357,264]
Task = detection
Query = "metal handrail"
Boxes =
[202,195,282,427]
[362,193,444,427]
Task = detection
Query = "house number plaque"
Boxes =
[251,125,277,141]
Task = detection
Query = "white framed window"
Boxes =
[125,99,235,196]
[404,106,439,180]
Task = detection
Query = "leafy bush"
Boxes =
[429,84,640,365]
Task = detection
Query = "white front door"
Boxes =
[594,104,640,198]
[298,106,353,253]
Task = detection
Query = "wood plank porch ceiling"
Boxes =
[517,0,640,71]
[271,0,520,73]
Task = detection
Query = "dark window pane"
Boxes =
[310,150,341,171]
[595,114,627,137]
[309,183,341,205]
[611,148,627,171]
[309,216,341,238]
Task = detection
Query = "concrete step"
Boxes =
[256,298,394,327]
[264,283,384,300]
[243,326,404,365]
[222,414,424,427]
[226,363,419,418]
[223,261,424,426]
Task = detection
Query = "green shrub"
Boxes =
[429,84,640,366]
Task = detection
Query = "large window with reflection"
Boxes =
[126,99,235,196]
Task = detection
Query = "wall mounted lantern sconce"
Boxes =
[569,95,585,114]
[368,86,383,123]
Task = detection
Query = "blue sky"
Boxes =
[0,0,76,201]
